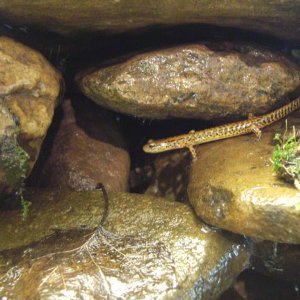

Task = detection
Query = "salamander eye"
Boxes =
[148,143,156,148]
[147,139,154,143]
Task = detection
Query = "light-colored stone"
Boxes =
[188,111,300,244]
[78,43,300,119]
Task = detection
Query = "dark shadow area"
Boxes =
[219,269,300,300]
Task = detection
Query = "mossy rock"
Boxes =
[0,37,62,198]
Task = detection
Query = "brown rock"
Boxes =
[30,99,130,192]
[188,111,300,244]
[0,36,62,197]
[0,189,250,299]
[78,43,300,120]
[0,1,300,42]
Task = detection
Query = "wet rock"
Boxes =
[0,36,62,197]
[188,111,300,244]
[1,1,300,42]
[251,241,300,284]
[29,99,130,192]
[78,43,300,120]
[0,189,249,299]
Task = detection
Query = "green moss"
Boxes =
[0,131,31,218]
[272,121,300,189]
[1,134,30,189]
[20,192,31,220]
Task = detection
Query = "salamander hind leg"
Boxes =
[188,145,197,160]
[248,113,255,120]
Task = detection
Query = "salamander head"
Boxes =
[143,139,172,153]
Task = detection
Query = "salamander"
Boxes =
[143,97,300,159]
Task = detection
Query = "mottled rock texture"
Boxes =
[188,111,300,244]
[0,190,249,299]
[0,36,62,197]
[78,43,300,119]
[29,99,130,192]
[0,1,300,42]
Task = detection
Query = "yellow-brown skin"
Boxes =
[143,97,300,159]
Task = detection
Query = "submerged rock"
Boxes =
[0,189,249,299]
[251,241,300,284]
[0,1,300,42]
[0,36,62,197]
[188,111,300,244]
[29,99,130,192]
[218,269,299,300]
[78,43,300,120]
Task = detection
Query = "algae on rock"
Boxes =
[1,133,30,191]
[0,104,30,197]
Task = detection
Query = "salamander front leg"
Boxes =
[248,113,255,120]
[250,124,262,140]
[187,145,197,160]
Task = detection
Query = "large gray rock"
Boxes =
[0,36,62,197]
[78,43,300,119]
[0,189,249,299]
[0,1,300,42]
[188,111,300,244]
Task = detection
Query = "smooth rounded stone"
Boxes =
[30,99,130,192]
[1,1,300,41]
[78,43,300,120]
[0,189,250,299]
[251,241,300,284]
[188,111,300,244]
[0,36,62,197]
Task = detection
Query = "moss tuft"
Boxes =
[1,130,31,218]
[20,192,31,220]
[1,134,30,188]
[272,121,300,190]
